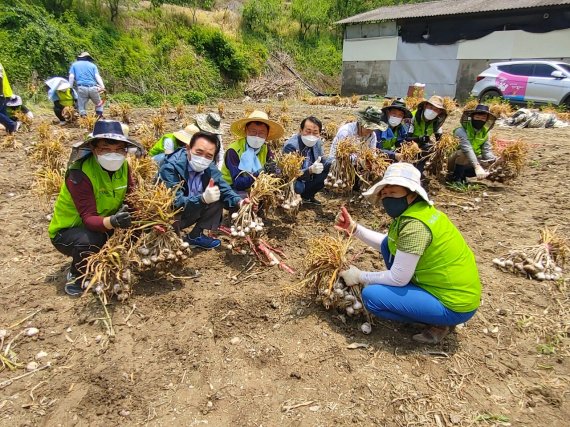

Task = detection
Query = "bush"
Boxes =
[184,90,207,104]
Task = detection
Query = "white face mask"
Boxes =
[388,116,403,127]
[423,108,438,121]
[301,135,320,147]
[97,152,125,171]
[246,135,266,149]
[188,153,212,172]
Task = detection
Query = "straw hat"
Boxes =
[362,163,433,205]
[230,110,284,140]
[356,106,388,131]
[173,124,200,145]
[195,113,222,135]
[421,95,445,111]
[77,51,93,60]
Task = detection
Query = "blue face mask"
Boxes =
[382,195,409,218]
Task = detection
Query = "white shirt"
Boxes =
[329,122,377,158]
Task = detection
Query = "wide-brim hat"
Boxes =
[195,113,223,135]
[362,162,433,205]
[419,95,446,112]
[6,95,22,107]
[230,110,284,140]
[356,106,388,131]
[77,51,93,60]
[45,77,69,90]
[80,120,142,150]
[381,99,412,119]
[464,104,496,119]
[173,124,200,145]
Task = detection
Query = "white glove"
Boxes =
[474,164,488,179]
[339,265,363,287]
[26,111,34,119]
[309,157,324,175]
[202,179,220,204]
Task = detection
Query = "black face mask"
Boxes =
[382,195,410,218]
[471,119,486,130]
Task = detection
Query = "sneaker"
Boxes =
[185,234,221,250]
[302,197,322,206]
[64,272,83,297]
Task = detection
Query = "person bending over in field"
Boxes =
[220,111,284,196]
[4,95,33,122]
[46,78,78,125]
[159,132,250,250]
[49,120,143,296]
[282,116,332,205]
[335,163,481,344]
[447,104,497,182]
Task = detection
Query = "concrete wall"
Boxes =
[341,61,390,96]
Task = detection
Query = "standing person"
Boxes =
[4,95,33,121]
[69,51,106,117]
[159,132,249,249]
[375,99,412,161]
[448,104,497,182]
[0,62,20,134]
[48,120,143,296]
[47,78,78,125]
[283,116,332,205]
[335,163,481,343]
[221,110,284,195]
[329,106,386,159]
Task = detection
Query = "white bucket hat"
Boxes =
[362,163,433,205]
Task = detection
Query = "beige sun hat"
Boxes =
[230,110,284,140]
[195,113,223,135]
[362,163,433,205]
[173,124,200,145]
[77,51,93,60]
[424,95,445,111]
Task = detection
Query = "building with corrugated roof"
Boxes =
[336,0,570,99]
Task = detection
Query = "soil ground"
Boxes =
[0,100,569,427]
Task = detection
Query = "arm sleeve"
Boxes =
[480,138,496,160]
[212,167,241,208]
[454,127,479,167]
[48,88,58,102]
[216,140,225,170]
[163,137,175,155]
[95,73,105,89]
[68,68,75,88]
[330,127,350,158]
[126,167,136,195]
[66,170,108,233]
[360,251,421,286]
[158,161,202,209]
[353,224,387,249]
[368,133,378,149]
[225,148,255,191]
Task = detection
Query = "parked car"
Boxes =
[470,60,570,107]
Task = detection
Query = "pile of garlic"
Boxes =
[493,252,563,281]
[229,214,264,237]
[324,173,349,190]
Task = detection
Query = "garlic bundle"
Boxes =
[279,181,302,212]
[493,255,562,281]
[230,212,264,238]
[317,280,367,317]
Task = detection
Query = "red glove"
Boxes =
[334,206,357,236]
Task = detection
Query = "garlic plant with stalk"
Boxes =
[276,152,304,215]
[324,137,359,193]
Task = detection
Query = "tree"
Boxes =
[291,0,331,39]
[150,0,164,8]
[241,0,281,37]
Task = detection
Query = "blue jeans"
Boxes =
[293,157,332,199]
[0,98,17,133]
[361,238,477,326]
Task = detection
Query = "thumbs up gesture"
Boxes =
[202,178,220,204]
[309,156,324,175]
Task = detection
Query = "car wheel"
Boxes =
[480,90,501,102]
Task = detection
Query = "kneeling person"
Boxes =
[283,116,332,205]
[159,132,247,250]
[48,120,141,296]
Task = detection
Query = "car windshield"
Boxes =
[556,63,570,74]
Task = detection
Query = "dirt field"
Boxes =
[0,100,568,427]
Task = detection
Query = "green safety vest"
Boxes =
[220,138,269,185]
[387,201,481,312]
[57,89,75,107]
[456,122,489,156]
[149,133,182,157]
[48,155,129,238]
[411,109,435,137]
[0,63,13,98]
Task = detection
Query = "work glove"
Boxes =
[339,265,363,287]
[309,157,324,175]
[110,204,132,229]
[202,178,220,204]
[474,164,488,179]
[334,206,357,236]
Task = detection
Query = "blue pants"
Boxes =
[361,238,476,326]
[0,99,17,133]
[293,157,332,199]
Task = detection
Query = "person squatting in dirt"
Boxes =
[150,113,225,168]
[447,104,497,182]
[335,163,481,344]
[407,95,449,176]
[48,120,144,296]
[221,110,285,196]
[46,78,78,125]
[282,116,332,206]
[69,51,106,117]
[374,99,412,161]
[159,131,251,250]
[3,94,33,122]
[0,62,21,134]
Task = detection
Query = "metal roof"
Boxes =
[336,0,570,24]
